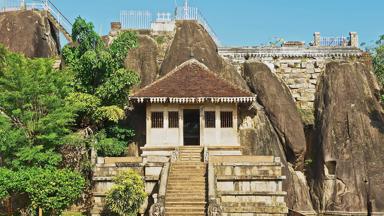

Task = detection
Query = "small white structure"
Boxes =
[151,12,175,32]
[130,59,256,156]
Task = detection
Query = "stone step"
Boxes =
[166,193,206,197]
[167,190,206,195]
[166,197,206,202]
[166,212,205,216]
[168,174,205,177]
[167,182,206,186]
[165,202,206,208]
[167,186,206,190]
[166,207,205,212]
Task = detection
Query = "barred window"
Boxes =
[168,111,179,128]
[151,112,164,128]
[220,111,233,128]
[205,111,216,128]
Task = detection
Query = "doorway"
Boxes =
[183,109,200,145]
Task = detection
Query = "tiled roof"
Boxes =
[130,59,255,103]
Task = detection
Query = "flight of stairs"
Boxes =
[46,11,72,43]
[165,147,207,216]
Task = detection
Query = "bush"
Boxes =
[106,169,146,216]
[0,168,85,215]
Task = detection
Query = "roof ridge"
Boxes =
[131,59,203,96]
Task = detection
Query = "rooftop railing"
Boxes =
[1,0,72,38]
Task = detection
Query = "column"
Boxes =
[313,32,321,47]
[146,104,151,146]
[349,32,359,48]
[164,105,168,145]
[215,105,220,145]
[178,106,183,146]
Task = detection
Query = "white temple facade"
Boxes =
[129,59,256,156]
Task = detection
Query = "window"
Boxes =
[220,111,233,128]
[169,111,179,128]
[151,112,164,128]
[205,111,216,128]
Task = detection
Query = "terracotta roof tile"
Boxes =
[131,59,254,98]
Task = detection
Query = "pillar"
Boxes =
[313,32,321,46]
[349,32,359,48]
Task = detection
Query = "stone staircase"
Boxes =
[165,147,207,216]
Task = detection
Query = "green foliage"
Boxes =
[94,130,127,157]
[26,168,85,215]
[94,125,134,157]
[373,35,384,86]
[0,45,78,169]
[106,170,146,216]
[109,31,138,67]
[62,17,139,156]
[372,35,384,103]
[94,106,126,123]
[155,35,165,45]
[71,16,103,54]
[0,168,85,215]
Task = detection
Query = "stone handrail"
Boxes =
[149,162,169,216]
[207,162,222,216]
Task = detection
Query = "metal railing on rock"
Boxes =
[1,0,72,42]
[175,6,221,46]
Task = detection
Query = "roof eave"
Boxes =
[129,96,257,103]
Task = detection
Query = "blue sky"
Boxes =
[52,0,384,47]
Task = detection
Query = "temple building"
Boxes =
[129,59,256,154]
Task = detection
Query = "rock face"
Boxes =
[0,10,60,58]
[124,35,159,87]
[243,61,307,167]
[312,61,384,213]
[160,20,248,90]
[239,64,314,213]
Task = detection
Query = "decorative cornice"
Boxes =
[130,96,256,103]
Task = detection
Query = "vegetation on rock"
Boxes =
[105,169,146,216]
[372,35,384,102]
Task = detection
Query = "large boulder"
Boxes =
[160,20,248,90]
[243,61,307,168]
[311,61,384,213]
[0,10,60,58]
[239,62,314,213]
[125,35,159,87]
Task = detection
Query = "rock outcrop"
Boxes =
[160,20,248,90]
[311,61,384,214]
[243,61,307,167]
[124,35,159,87]
[0,10,60,58]
[239,63,314,213]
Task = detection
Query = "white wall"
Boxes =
[146,103,239,147]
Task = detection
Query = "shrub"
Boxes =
[106,169,146,216]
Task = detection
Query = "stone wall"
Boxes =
[91,156,167,216]
[219,47,364,112]
[209,156,288,216]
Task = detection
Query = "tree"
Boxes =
[0,44,76,169]
[0,45,85,214]
[105,169,146,216]
[62,17,140,156]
